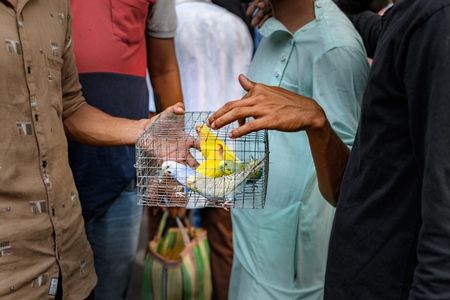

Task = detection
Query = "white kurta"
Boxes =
[174,0,253,112]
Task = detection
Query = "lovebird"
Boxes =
[187,157,265,200]
[195,124,240,163]
[161,161,197,193]
[196,142,225,178]
[219,156,263,181]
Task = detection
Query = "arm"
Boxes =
[146,0,183,116]
[147,36,183,114]
[207,75,350,206]
[405,7,450,297]
[63,102,185,146]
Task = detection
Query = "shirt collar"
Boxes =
[258,17,291,38]
[258,0,328,38]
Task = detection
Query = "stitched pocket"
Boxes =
[46,56,64,115]
[111,0,151,44]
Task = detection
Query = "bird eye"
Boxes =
[167,170,172,175]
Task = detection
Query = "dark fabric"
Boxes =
[325,0,450,299]
[212,0,254,40]
[347,10,383,58]
[199,208,233,300]
[68,73,149,221]
[55,273,95,300]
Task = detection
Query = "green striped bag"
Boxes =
[143,212,212,300]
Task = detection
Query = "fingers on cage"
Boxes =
[136,112,268,209]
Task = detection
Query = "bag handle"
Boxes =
[175,215,192,246]
[181,215,196,238]
[158,210,197,246]
[156,210,170,240]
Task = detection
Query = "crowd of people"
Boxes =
[1,0,449,299]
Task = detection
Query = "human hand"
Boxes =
[143,102,185,131]
[140,102,198,169]
[207,74,327,138]
[247,0,272,28]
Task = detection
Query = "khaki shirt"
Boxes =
[0,0,97,299]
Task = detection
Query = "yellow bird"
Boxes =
[196,142,224,178]
[195,124,240,163]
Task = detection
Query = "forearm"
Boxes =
[147,36,183,113]
[64,104,147,146]
[306,119,350,206]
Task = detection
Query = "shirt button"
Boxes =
[9,286,14,292]
[6,207,11,212]
[281,55,286,62]
[42,161,47,168]
[301,25,308,31]
[61,203,66,208]
[274,71,280,78]
[316,1,323,8]
[27,66,31,74]
[316,15,323,21]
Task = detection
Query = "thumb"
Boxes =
[239,74,255,92]
[167,102,185,115]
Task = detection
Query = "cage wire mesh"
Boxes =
[135,111,269,209]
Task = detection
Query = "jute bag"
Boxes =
[142,211,212,300]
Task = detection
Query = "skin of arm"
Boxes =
[64,102,191,218]
[147,36,183,117]
[207,74,349,206]
[146,36,186,217]
[63,102,186,146]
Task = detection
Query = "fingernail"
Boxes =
[210,122,216,129]
[205,120,210,126]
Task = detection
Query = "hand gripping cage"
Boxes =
[135,112,269,209]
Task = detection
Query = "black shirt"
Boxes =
[325,0,450,299]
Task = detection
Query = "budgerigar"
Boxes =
[187,157,265,201]
[219,156,263,181]
[196,124,241,163]
[196,142,224,178]
[161,161,197,193]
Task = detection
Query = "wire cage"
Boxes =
[135,111,269,209]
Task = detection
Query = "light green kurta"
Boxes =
[229,1,370,299]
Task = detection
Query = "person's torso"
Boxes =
[230,1,367,298]
[327,0,450,298]
[0,1,96,298]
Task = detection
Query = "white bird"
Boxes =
[186,157,265,201]
[161,160,197,194]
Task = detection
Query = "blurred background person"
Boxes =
[146,1,253,299]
